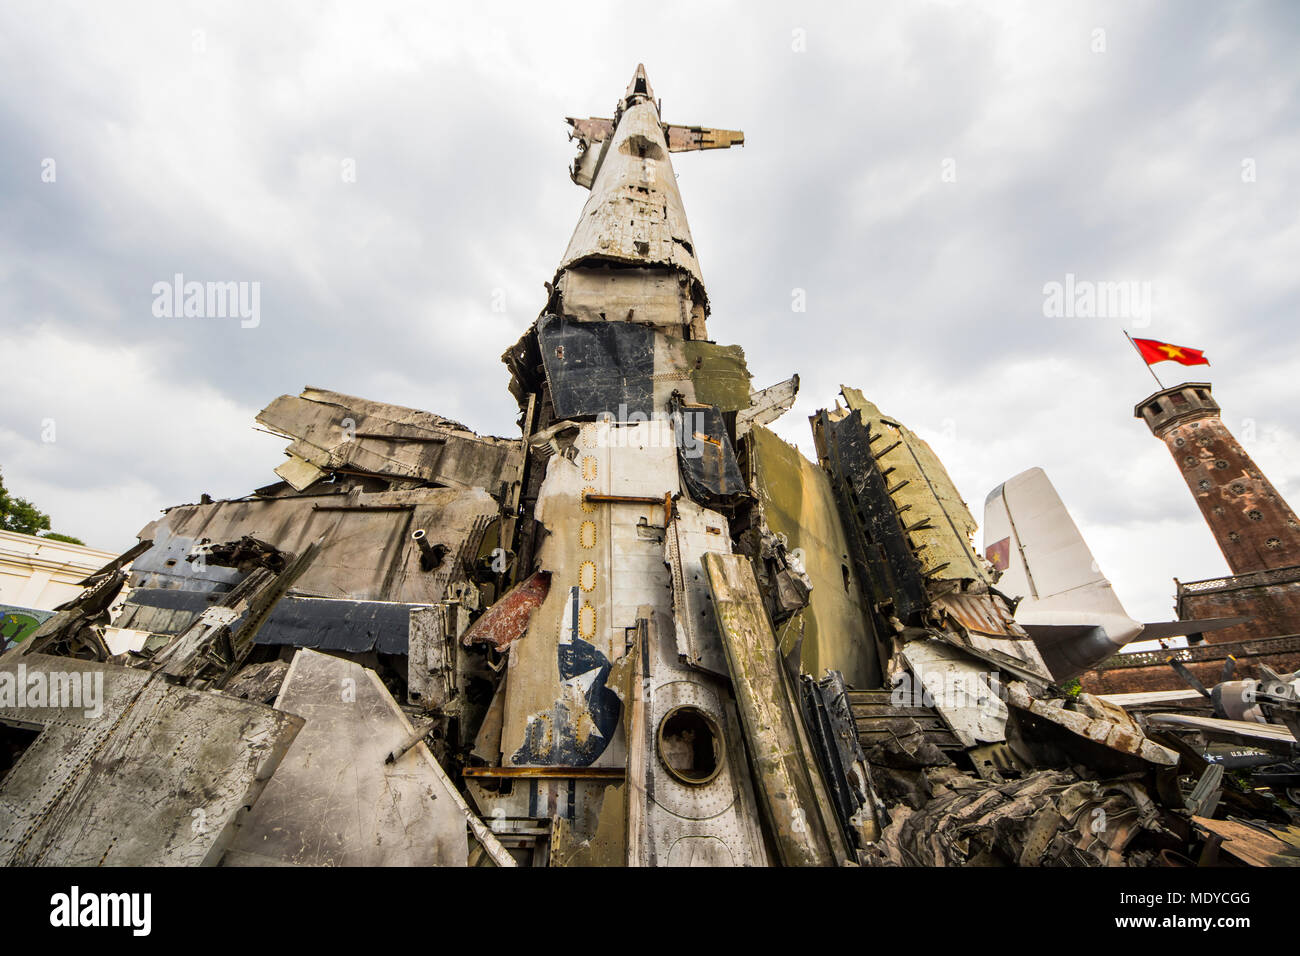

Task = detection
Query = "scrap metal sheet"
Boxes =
[223,649,468,867]
[257,387,523,493]
[0,654,302,866]
[130,486,496,605]
[676,403,744,507]
[116,590,420,655]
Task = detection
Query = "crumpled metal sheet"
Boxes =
[1006,681,1179,766]
[130,485,497,605]
[736,374,799,436]
[864,766,1168,867]
[257,387,523,494]
[0,654,303,866]
[839,386,989,587]
[800,671,884,850]
[460,570,551,650]
[1190,816,1300,867]
[813,401,929,624]
[675,402,744,507]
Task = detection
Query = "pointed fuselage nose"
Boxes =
[623,63,656,109]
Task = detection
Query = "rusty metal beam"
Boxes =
[461,767,626,780]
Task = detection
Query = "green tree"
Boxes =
[0,468,84,545]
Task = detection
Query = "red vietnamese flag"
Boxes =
[1131,337,1210,367]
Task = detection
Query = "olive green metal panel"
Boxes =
[748,425,880,688]
[682,340,752,412]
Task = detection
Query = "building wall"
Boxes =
[1177,566,1300,645]
[0,529,118,611]
[1081,634,1300,694]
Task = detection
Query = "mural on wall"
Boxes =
[0,605,55,652]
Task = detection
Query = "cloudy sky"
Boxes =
[2,1,1299,623]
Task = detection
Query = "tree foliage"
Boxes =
[0,468,85,545]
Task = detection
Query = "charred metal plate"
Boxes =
[117,589,421,656]
[676,403,743,507]
[539,313,656,420]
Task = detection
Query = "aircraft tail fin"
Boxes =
[982,467,1127,621]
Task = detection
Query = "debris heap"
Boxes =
[1,66,1296,867]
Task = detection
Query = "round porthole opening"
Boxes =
[657,706,723,786]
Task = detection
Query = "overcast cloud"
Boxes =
[2,1,1299,623]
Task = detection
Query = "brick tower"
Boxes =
[1083,382,1300,693]
[1135,382,1300,574]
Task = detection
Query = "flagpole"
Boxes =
[1125,331,1165,390]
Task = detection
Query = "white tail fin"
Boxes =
[983,467,1129,623]
[983,468,1141,679]
[984,468,1250,681]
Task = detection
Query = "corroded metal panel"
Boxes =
[130,486,497,605]
[675,402,744,507]
[838,386,988,587]
[537,314,752,420]
[665,498,731,677]
[703,553,851,866]
[556,266,693,334]
[503,420,679,768]
[0,655,302,866]
[257,387,523,493]
[460,571,550,651]
[222,649,469,867]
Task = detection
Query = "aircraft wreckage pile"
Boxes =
[2,67,1297,867]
